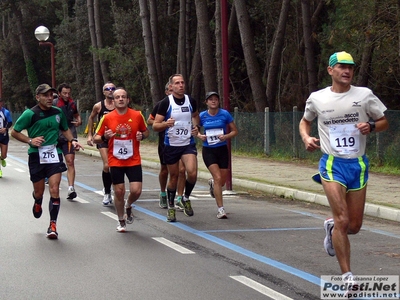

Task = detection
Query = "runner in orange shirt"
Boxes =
[94,87,149,232]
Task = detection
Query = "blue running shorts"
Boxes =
[312,154,369,191]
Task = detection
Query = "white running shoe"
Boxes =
[342,273,359,296]
[103,194,112,206]
[116,221,126,232]
[324,218,335,256]
[67,186,77,200]
[217,207,227,219]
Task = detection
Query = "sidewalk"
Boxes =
[81,142,400,223]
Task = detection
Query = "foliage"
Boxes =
[1,0,400,113]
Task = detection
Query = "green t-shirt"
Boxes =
[13,105,69,154]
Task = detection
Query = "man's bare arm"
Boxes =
[86,102,101,145]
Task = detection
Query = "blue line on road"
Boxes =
[8,154,28,165]
[203,227,321,233]
[133,205,321,286]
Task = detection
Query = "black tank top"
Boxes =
[98,100,114,122]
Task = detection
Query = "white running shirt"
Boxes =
[303,85,386,158]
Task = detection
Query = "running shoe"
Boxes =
[217,207,227,219]
[44,177,49,185]
[159,193,167,209]
[182,197,194,217]
[167,208,176,222]
[324,218,336,256]
[208,178,215,198]
[67,186,77,200]
[342,273,359,296]
[0,169,2,178]
[46,221,58,239]
[175,196,184,211]
[116,220,126,232]
[1,159,6,167]
[125,202,134,224]
[103,193,112,206]
[32,192,42,219]
[33,203,42,218]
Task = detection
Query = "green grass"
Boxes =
[233,150,400,176]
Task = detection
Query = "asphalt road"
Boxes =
[0,140,399,300]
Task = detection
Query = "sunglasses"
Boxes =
[104,87,116,92]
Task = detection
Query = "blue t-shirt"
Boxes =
[0,106,12,137]
[199,108,233,148]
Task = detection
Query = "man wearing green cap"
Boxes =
[11,83,84,239]
[299,52,389,284]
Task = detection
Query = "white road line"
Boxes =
[152,237,195,254]
[101,211,119,221]
[230,275,293,300]
[136,197,212,203]
[94,190,104,196]
[72,197,90,203]
[14,168,25,173]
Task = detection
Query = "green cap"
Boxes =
[329,51,355,67]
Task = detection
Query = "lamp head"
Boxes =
[34,26,50,42]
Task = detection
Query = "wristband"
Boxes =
[368,121,375,132]
[141,132,145,140]
[70,138,78,143]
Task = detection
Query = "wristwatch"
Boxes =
[367,121,376,132]
[70,138,78,143]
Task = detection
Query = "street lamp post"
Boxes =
[34,26,56,88]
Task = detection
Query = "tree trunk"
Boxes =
[189,32,202,103]
[139,0,163,104]
[301,0,318,93]
[195,0,217,93]
[266,0,290,113]
[265,0,290,144]
[94,0,109,83]
[234,0,266,112]
[177,0,188,81]
[356,3,378,87]
[228,3,237,50]
[149,0,163,94]
[215,1,223,96]
[87,0,102,102]
[185,0,192,82]
[11,2,37,95]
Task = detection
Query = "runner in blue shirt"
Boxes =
[198,92,238,219]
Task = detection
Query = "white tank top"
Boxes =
[165,94,193,146]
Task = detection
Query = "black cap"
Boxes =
[35,84,57,95]
[205,91,219,100]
